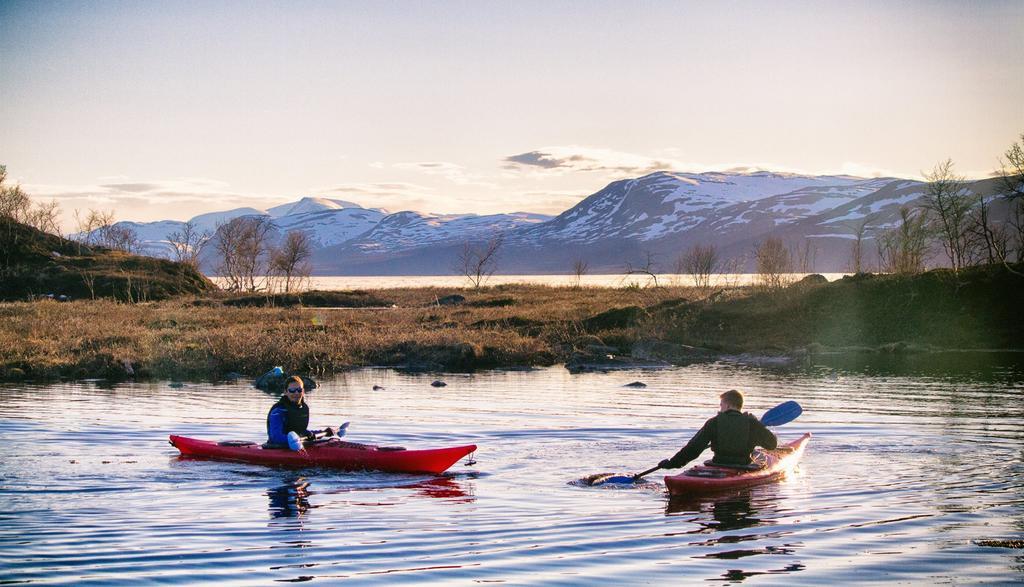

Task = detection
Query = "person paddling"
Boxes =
[266,376,336,448]
[658,389,778,471]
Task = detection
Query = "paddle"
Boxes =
[594,400,803,485]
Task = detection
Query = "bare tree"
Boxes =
[215,216,274,292]
[921,159,974,270]
[624,250,660,287]
[878,206,930,274]
[0,165,30,226]
[969,193,1009,265]
[73,209,116,248]
[997,132,1024,261]
[720,254,747,288]
[167,221,211,268]
[678,243,718,288]
[0,166,61,236]
[998,131,1024,200]
[755,237,791,289]
[794,239,817,274]
[25,199,61,235]
[847,216,872,274]
[99,224,141,253]
[270,230,313,293]
[456,235,503,288]
[571,257,589,289]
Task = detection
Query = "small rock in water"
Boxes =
[168,382,185,388]
[372,385,385,390]
[431,380,447,388]
[624,381,647,388]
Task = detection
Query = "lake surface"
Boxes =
[2,356,1022,584]
[215,273,849,290]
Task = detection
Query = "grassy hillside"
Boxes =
[654,264,1024,353]
[0,220,216,301]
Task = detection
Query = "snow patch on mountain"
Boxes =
[267,196,372,218]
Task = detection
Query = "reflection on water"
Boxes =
[667,492,763,532]
[268,476,313,520]
[0,359,1022,584]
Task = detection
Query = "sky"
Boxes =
[1,0,1022,228]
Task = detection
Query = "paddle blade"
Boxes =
[600,475,638,485]
[761,400,802,426]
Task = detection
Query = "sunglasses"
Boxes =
[286,388,303,393]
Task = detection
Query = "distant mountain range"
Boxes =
[107,171,1009,274]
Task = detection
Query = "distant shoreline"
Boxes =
[210,273,852,290]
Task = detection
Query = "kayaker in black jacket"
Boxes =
[266,376,336,447]
[659,389,778,470]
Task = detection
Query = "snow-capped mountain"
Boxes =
[509,172,892,246]
[100,171,1007,275]
[342,211,550,253]
[266,196,381,218]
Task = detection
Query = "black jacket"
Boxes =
[266,396,311,445]
[664,409,778,468]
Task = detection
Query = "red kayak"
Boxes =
[664,433,811,496]
[169,435,476,475]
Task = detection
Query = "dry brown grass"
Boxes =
[0,283,704,381]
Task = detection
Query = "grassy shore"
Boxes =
[0,284,695,381]
[2,263,1021,383]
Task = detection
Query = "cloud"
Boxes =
[318,181,439,214]
[393,161,498,188]
[504,146,924,180]
[21,177,284,228]
[99,183,165,193]
[503,146,684,177]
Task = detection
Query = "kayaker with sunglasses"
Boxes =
[266,376,337,448]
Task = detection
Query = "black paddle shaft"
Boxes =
[632,465,662,481]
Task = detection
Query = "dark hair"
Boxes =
[720,389,744,409]
[285,375,304,391]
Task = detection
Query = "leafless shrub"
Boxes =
[456,235,503,288]
[0,166,62,236]
[571,258,589,289]
[878,207,930,274]
[847,217,873,274]
[794,239,817,274]
[677,243,718,288]
[624,250,660,288]
[719,254,748,289]
[755,237,791,290]
[167,221,211,268]
[100,224,141,253]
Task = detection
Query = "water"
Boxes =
[1,358,1022,584]
[213,273,849,290]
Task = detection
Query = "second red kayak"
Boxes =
[169,435,476,475]
[664,433,811,496]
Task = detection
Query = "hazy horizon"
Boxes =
[2,1,1022,228]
